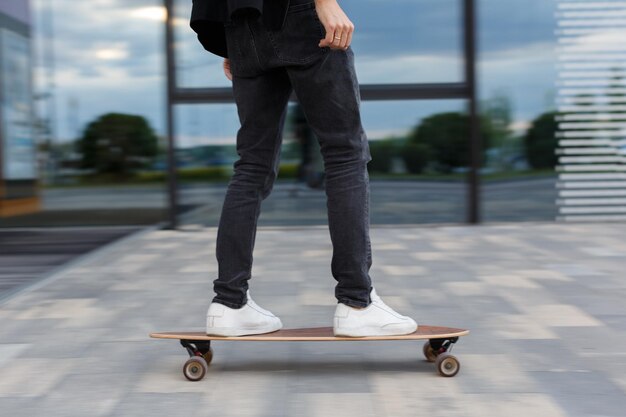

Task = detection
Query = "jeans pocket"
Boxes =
[267,4,328,64]
[224,18,260,77]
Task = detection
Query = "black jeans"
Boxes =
[213,0,373,309]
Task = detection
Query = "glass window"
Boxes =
[174,0,464,88]
[479,0,560,222]
[173,0,231,89]
[347,0,463,84]
[176,100,469,227]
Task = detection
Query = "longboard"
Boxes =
[150,325,469,381]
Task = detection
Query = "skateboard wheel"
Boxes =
[422,341,438,362]
[435,353,460,377]
[183,356,208,381]
[202,348,214,365]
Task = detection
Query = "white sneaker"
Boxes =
[333,288,418,337]
[206,290,282,336]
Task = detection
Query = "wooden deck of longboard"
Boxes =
[150,325,469,341]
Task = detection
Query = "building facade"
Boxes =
[0,0,37,217]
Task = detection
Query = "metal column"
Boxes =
[464,0,480,224]
[164,0,178,229]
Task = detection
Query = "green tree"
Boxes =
[524,111,561,169]
[406,112,492,174]
[402,142,431,174]
[77,113,158,177]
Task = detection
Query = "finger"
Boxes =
[332,26,344,49]
[319,33,329,47]
[344,24,353,49]
[323,22,336,47]
[336,23,348,48]
[339,25,350,48]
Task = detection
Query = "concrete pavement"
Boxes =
[0,222,625,416]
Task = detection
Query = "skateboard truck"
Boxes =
[180,339,212,357]
[429,336,458,354]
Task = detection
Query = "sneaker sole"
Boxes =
[333,322,418,337]
[206,324,282,337]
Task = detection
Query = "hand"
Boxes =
[223,58,232,80]
[315,0,354,50]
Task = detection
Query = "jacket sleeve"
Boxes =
[189,0,229,58]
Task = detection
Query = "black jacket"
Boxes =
[190,0,290,58]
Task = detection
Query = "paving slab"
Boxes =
[0,222,625,416]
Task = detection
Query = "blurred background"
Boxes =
[0,0,587,230]
[1,0,624,294]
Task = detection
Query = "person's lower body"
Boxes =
[207,1,417,336]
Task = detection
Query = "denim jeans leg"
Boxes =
[213,67,293,309]
[286,47,374,308]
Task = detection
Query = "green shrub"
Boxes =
[133,166,229,183]
[131,163,300,184]
[278,163,299,179]
[134,171,165,182]
[179,166,229,181]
